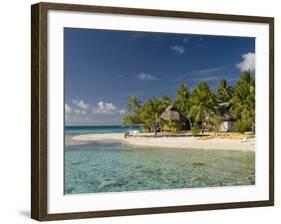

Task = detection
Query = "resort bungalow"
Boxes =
[160,105,190,132]
[217,103,235,132]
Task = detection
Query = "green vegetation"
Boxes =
[121,96,141,129]
[191,126,201,136]
[188,82,216,133]
[230,71,255,132]
[122,71,255,134]
[167,120,179,133]
[216,79,233,103]
[175,83,190,115]
[233,119,252,133]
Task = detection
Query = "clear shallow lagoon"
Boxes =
[64,126,255,194]
[65,125,138,135]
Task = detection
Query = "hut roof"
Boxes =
[204,103,234,122]
[219,113,234,121]
[160,105,187,122]
[217,102,234,121]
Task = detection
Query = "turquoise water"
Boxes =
[65,125,138,135]
[64,126,255,194]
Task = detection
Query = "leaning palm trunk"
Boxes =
[187,117,192,129]
[153,115,158,136]
[153,122,157,136]
[201,118,205,134]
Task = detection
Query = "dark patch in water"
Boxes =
[70,161,87,165]
[135,165,143,169]
[192,162,205,166]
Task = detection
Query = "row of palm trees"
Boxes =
[122,71,255,133]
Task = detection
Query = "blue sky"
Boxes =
[64,28,255,126]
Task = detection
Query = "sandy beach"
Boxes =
[72,133,124,142]
[72,133,255,151]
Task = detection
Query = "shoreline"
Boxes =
[71,133,255,151]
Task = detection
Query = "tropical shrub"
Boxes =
[233,120,251,133]
[208,113,222,134]
[168,120,179,133]
[142,122,151,132]
[191,126,201,136]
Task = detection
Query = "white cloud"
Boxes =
[65,100,126,126]
[136,72,157,81]
[93,101,126,115]
[191,66,226,74]
[74,109,87,115]
[118,109,126,115]
[65,104,72,113]
[236,52,255,72]
[170,45,185,54]
[175,66,226,82]
[98,101,116,110]
[93,101,118,114]
[72,99,90,110]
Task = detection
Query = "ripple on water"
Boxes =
[64,141,255,194]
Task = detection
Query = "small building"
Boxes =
[160,105,190,132]
[218,113,234,132]
[217,103,235,132]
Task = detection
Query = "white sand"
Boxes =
[125,136,255,151]
[72,133,124,142]
[72,133,255,151]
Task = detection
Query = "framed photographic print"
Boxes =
[31,2,274,221]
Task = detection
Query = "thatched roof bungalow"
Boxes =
[160,105,190,132]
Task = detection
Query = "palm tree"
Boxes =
[174,83,192,127]
[162,96,173,108]
[122,96,141,130]
[175,83,190,114]
[230,71,255,132]
[127,96,141,116]
[188,82,215,133]
[122,71,255,134]
[139,97,165,135]
[138,103,153,132]
[207,112,223,135]
[216,79,233,103]
[121,113,134,129]
[149,97,166,135]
